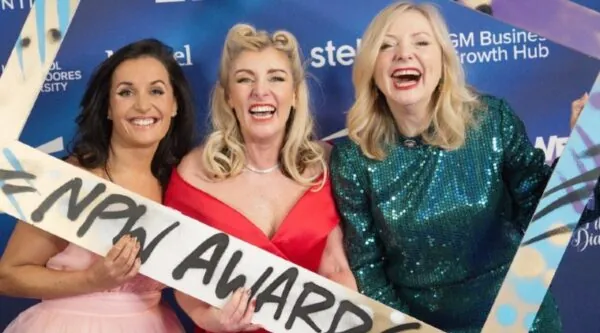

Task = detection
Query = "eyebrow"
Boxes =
[384,31,432,39]
[234,69,289,75]
[413,32,432,37]
[116,79,167,87]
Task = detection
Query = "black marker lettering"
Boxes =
[249,267,274,299]
[255,267,298,320]
[172,233,229,284]
[77,194,145,238]
[326,300,373,333]
[2,183,37,195]
[285,282,335,331]
[0,169,37,195]
[112,209,180,264]
[380,323,422,333]
[31,178,105,222]
[0,169,36,181]
[215,250,246,299]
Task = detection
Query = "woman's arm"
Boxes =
[318,226,358,290]
[0,221,140,299]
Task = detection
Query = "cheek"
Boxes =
[229,95,243,110]
[109,98,130,119]
[281,90,295,108]
[373,57,390,89]
[161,117,174,132]
[227,86,249,110]
[426,51,443,79]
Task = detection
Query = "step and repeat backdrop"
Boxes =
[1,0,600,331]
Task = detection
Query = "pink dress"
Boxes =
[4,243,184,333]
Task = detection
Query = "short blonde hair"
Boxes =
[348,1,481,160]
[202,24,326,187]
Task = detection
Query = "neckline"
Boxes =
[395,125,433,149]
[172,169,321,242]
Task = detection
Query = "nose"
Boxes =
[135,92,152,112]
[251,78,270,99]
[393,41,414,61]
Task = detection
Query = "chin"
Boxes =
[389,93,425,108]
[128,135,164,148]
[245,130,283,143]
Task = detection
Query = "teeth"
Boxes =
[392,69,421,77]
[249,105,276,113]
[251,112,274,119]
[131,118,156,126]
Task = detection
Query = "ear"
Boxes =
[172,100,178,117]
[107,108,113,120]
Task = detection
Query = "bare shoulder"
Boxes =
[177,145,212,184]
[178,146,203,174]
[64,155,104,178]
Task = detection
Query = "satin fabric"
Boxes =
[164,169,339,333]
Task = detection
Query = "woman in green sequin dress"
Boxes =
[330,2,598,332]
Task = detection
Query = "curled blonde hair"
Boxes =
[202,24,326,188]
[348,1,481,160]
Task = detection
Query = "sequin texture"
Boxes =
[329,95,583,333]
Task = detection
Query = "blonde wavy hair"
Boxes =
[348,1,482,160]
[202,24,326,188]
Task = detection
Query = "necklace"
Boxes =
[244,163,280,174]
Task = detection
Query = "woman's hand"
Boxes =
[209,288,261,332]
[571,92,589,129]
[84,234,141,291]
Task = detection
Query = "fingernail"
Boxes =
[251,299,256,307]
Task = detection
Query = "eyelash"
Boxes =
[236,76,286,83]
[380,40,430,50]
[117,90,132,97]
[380,43,394,50]
[117,88,164,96]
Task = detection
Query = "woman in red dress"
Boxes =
[164,24,357,332]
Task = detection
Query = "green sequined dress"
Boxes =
[330,95,598,333]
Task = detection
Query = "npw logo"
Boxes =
[1,0,33,11]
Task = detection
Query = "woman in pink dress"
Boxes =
[0,39,196,333]
[164,24,357,332]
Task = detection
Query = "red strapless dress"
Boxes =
[164,170,339,333]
